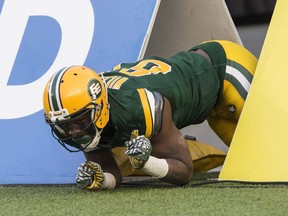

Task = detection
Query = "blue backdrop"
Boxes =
[0,0,159,184]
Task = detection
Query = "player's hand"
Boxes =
[76,161,105,190]
[125,135,152,169]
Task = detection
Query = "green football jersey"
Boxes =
[99,41,226,148]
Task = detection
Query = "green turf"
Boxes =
[1,172,288,216]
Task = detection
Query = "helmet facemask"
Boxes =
[46,102,103,152]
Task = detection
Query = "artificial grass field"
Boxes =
[2,172,288,216]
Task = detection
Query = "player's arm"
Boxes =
[76,148,122,190]
[126,97,194,185]
[150,97,194,185]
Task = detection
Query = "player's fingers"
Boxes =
[125,148,142,156]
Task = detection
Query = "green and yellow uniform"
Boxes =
[101,40,256,146]
[100,40,257,174]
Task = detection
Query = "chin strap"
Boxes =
[81,127,103,152]
[80,104,103,152]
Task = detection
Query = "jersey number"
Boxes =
[107,60,171,89]
[115,59,171,77]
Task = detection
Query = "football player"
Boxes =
[43,40,257,190]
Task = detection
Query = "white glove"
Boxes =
[76,161,105,190]
[125,135,152,169]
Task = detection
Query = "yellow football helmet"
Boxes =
[43,66,109,152]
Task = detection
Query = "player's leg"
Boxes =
[207,40,258,146]
[185,137,226,173]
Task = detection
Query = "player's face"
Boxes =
[58,110,94,139]
[50,108,101,152]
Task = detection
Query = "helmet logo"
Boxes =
[88,79,102,100]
